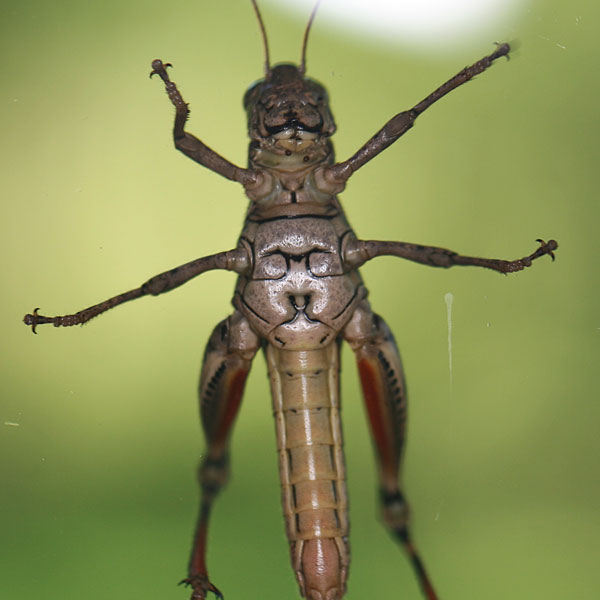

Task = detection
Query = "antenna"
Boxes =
[299,0,322,75]
[251,0,271,75]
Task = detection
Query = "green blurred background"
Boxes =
[2,1,598,598]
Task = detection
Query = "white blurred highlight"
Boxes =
[267,0,527,51]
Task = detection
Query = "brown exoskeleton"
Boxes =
[24,2,557,599]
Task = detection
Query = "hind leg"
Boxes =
[343,301,438,600]
[183,310,259,599]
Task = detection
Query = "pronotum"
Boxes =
[24,2,557,599]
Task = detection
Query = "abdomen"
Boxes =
[266,343,349,600]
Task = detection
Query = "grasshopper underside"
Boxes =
[24,3,557,599]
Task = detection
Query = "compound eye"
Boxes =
[243,80,264,110]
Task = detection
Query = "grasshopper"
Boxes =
[24,1,557,599]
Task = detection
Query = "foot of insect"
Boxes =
[23,308,48,333]
[149,59,172,83]
[179,574,223,600]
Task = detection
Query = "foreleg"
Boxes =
[150,60,256,186]
[317,43,511,190]
[182,311,259,600]
[344,302,438,600]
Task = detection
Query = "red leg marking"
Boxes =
[357,358,396,480]
[213,369,248,447]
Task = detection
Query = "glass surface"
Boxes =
[2,1,597,599]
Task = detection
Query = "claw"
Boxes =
[493,41,511,61]
[23,307,58,333]
[536,238,558,261]
[149,59,173,81]
[23,307,40,334]
[179,575,223,600]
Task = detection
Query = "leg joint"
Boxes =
[199,453,230,496]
